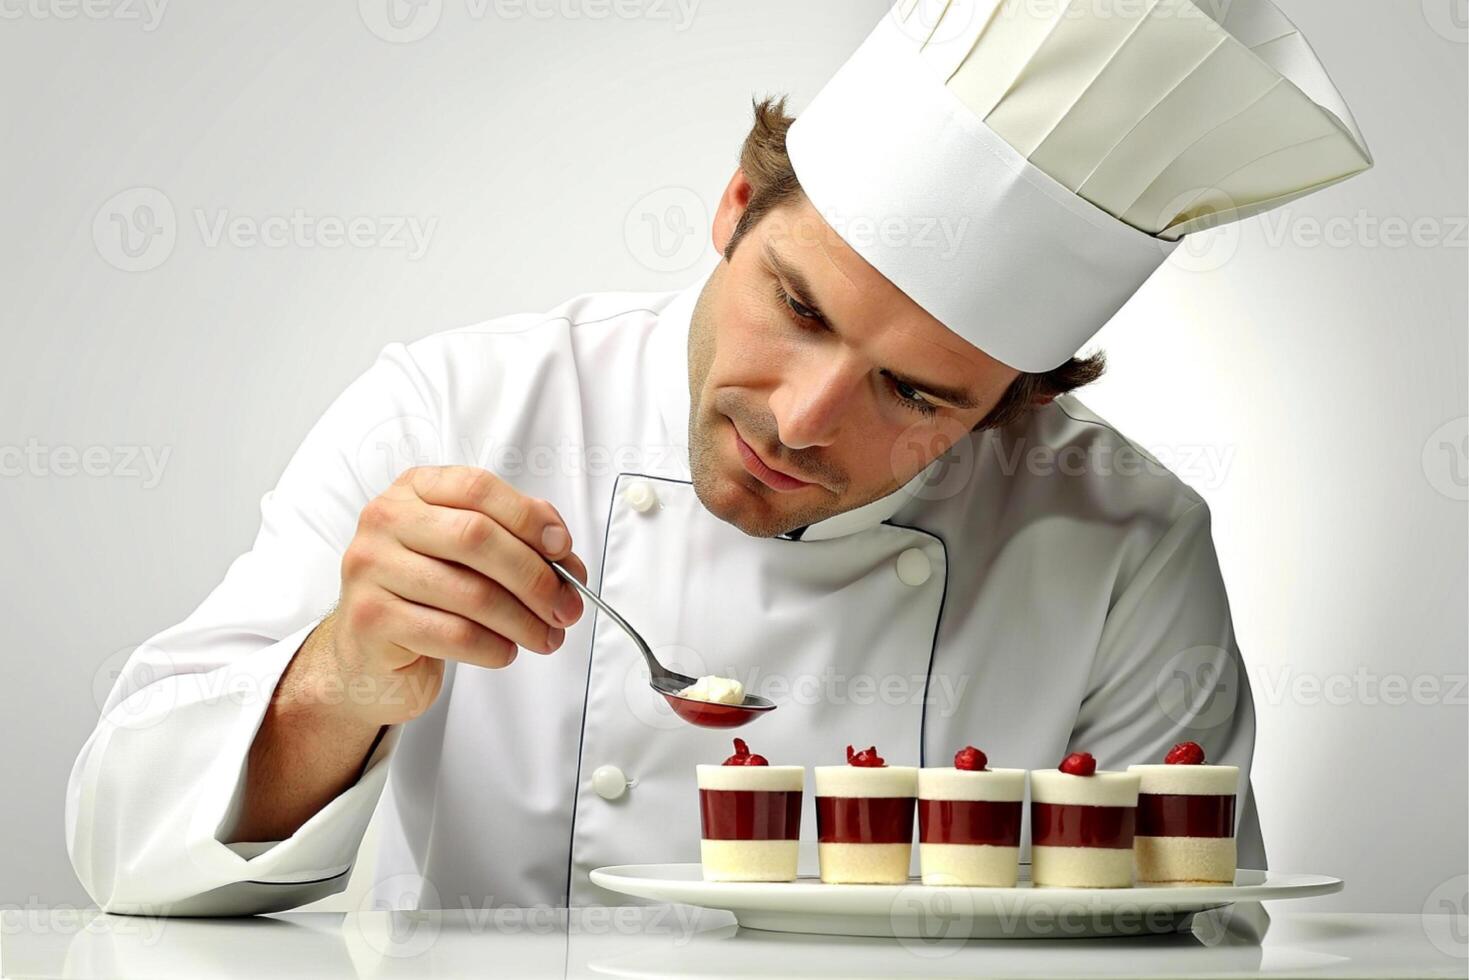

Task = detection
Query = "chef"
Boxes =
[68,0,1371,915]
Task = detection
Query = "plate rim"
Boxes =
[589,861,1344,911]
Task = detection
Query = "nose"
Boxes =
[767,352,864,450]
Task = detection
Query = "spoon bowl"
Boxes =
[550,561,777,729]
[650,676,777,729]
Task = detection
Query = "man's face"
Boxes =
[687,174,1021,538]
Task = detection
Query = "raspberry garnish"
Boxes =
[846,744,887,767]
[722,738,768,766]
[954,746,988,771]
[1164,741,1206,765]
[1059,752,1097,776]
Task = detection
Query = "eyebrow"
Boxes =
[762,242,982,411]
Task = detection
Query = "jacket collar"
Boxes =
[649,254,936,543]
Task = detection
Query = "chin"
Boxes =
[695,462,842,539]
[691,469,782,538]
[688,412,834,538]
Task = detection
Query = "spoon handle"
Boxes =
[549,561,660,668]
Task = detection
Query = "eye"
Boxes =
[888,375,938,418]
[776,285,822,322]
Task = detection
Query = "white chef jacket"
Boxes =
[67,253,1265,916]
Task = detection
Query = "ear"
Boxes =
[1031,394,1055,407]
[711,168,754,255]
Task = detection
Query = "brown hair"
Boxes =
[723,96,1106,431]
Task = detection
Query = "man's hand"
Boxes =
[302,465,589,727]
[230,466,588,842]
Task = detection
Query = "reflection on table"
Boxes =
[0,906,1462,978]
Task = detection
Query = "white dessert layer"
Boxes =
[679,675,744,704]
[919,843,1020,887]
[695,765,805,791]
[917,767,1026,801]
[1029,769,1139,806]
[700,839,799,882]
[1134,835,1236,884]
[1031,845,1134,888]
[813,765,919,798]
[1127,764,1239,795]
[817,842,913,884]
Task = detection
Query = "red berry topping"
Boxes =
[1164,741,1206,765]
[722,738,768,766]
[954,746,988,771]
[1059,752,1097,776]
[846,744,887,767]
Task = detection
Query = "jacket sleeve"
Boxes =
[1069,500,1267,870]
[66,342,446,915]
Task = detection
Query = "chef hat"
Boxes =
[785,0,1373,372]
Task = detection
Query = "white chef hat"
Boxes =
[785,0,1373,372]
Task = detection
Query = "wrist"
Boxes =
[271,615,388,736]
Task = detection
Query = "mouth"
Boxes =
[730,424,818,493]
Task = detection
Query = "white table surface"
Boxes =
[2,906,1464,979]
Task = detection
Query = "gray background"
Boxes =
[1,0,1464,917]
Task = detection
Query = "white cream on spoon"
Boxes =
[677,675,745,705]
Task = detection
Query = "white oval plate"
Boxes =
[589,863,1342,939]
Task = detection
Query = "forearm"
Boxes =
[228,614,385,843]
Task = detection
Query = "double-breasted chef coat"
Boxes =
[68,253,1264,915]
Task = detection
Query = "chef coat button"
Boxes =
[896,548,932,587]
[623,481,659,514]
[591,764,629,801]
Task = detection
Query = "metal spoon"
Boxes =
[549,560,776,728]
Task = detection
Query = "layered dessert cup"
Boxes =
[1029,753,1140,888]
[814,745,918,884]
[696,739,803,882]
[918,746,1025,887]
[1129,741,1239,884]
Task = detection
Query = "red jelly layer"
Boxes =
[815,796,915,844]
[1031,802,1136,849]
[918,799,1023,846]
[1136,793,1236,838]
[698,789,802,841]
